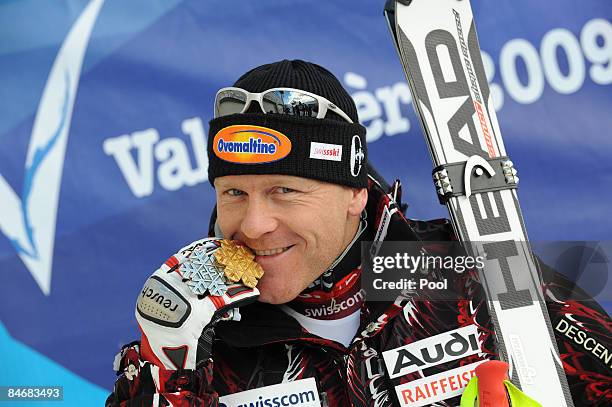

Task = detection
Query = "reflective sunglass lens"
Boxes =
[263,90,319,118]
[216,89,248,116]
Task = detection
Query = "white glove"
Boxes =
[135,237,260,371]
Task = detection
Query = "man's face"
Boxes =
[215,174,367,304]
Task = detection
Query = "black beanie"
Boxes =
[208,60,368,188]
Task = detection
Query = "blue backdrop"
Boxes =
[0,0,610,404]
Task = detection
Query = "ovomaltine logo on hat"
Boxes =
[213,125,292,164]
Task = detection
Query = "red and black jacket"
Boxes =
[107,173,611,406]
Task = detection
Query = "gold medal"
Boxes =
[214,240,264,288]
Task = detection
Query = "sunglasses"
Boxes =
[214,87,354,124]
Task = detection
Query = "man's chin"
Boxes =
[256,284,300,305]
[257,296,286,305]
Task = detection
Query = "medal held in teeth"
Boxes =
[179,238,264,296]
[214,240,264,288]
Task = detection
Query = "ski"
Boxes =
[384,1,573,405]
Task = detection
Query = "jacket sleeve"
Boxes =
[105,342,220,407]
[539,260,612,407]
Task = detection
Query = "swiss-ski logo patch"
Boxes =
[309,142,342,162]
[383,325,482,379]
[213,125,291,164]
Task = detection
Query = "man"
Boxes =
[107,60,611,406]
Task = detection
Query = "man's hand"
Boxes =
[107,238,259,406]
[136,237,260,370]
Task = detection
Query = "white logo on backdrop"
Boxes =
[0,0,104,295]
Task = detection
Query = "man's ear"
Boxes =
[348,187,368,216]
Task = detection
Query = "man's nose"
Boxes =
[239,197,278,240]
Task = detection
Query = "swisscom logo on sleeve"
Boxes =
[218,378,321,407]
[383,325,482,379]
[213,125,292,164]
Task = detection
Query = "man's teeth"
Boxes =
[254,247,290,256]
